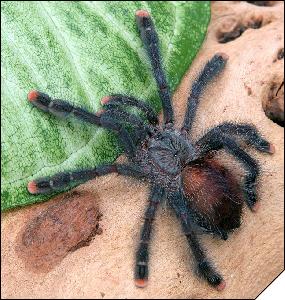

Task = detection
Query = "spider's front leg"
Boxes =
[136,10,174,126]
[135,185,164,288]
[195,130,273,211]
[101,94,158,126]
[28,90,101,123]
[181,53,228,135]
[27,90,153,158]
[168,190,225,290]
[27,164,145,195]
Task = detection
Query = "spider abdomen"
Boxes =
[182,158,243,236]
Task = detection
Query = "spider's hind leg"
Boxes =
[168,190,225,290]
[135,185,164,288]
[208,123,275,154]
[195,132,266,211]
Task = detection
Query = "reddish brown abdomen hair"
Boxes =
[182,158,243,233]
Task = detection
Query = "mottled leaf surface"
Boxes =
[1,1,210,210]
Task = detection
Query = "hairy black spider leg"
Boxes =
[101,94,158,125]
[28,90,101,124]
[196,133,261,211]
[182,53,228,134]
[101,108,154,148]
[28,90,150,131]
[27,91,148,158]
[99,107,154,157]
[99,114,137,158]
[136,10,174,126]
[135,185,164,288]
[27,164,145,194]
[208,122,275,154]
[168,190,226,290]
[101,108,150,134]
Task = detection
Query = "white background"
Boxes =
[256,271,285,300]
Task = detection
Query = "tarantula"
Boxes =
[27,10,275,290]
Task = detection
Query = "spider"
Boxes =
[26,10,275,290]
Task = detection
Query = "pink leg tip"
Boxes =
[136,10,150,18]
[216,280,226,291]
[268,143,275,154]
[27,90,39,102]
[135,279,148,288]
[95,109,105,117]
[27,181,38,194]
[251,201,261,213]
[216,52,229,61]
[100,96,111,105]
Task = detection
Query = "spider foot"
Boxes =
[100,96,111,105]
[256,141,275,154]
[27,90,51,112]
[27,90,41,102]
[215,52,229,61]
[135,10,150,18]
[27,181,38,194]
[268,143,276,154]
[95,108,106,117]
[135,263,149,288]
[27,90,76,118]
[134,278,148,288]
[216,280,226,291]
[198,261,225,290]
[207,274,226,291]
[27,172,73,195]
[251,201,261,212]
[27,179,53,195]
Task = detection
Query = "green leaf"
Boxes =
[1,1,210,211]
